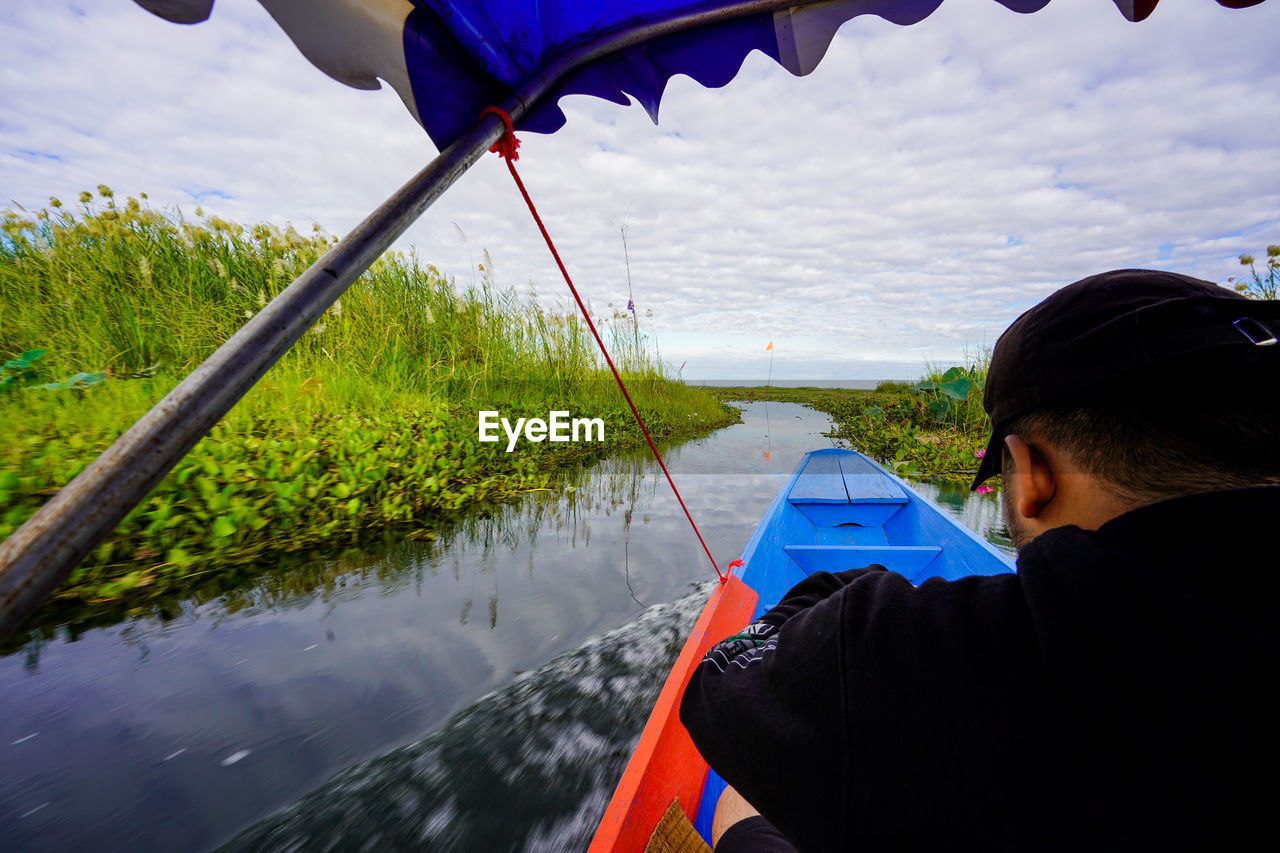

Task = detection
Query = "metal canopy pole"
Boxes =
[0,0,798,642]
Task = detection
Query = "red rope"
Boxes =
[480,107,725,584]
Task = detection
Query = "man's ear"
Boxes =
[1004,434,1056,519]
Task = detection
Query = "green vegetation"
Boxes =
[708,362,993,483]
[0,189,736,609]
[2,449,646,656]
[1228,245,1279,300]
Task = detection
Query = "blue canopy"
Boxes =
[136,0,1264,150]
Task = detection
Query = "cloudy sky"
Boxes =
[3,0,1278,381]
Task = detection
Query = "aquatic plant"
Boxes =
[1,349,44,393]
[0,192,737,610]
[707,361,994,483]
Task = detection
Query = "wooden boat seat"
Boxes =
[784,453,943,581]
[784,544,942,576]
[787,451,909,527]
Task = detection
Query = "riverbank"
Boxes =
[0,192,737,613]
[705,370,993,483]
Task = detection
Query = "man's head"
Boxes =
[971,269,1280,548]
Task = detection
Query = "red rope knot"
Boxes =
[480,106,520,162]
[711,559,744,584]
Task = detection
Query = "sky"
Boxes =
[2,0,1279,381]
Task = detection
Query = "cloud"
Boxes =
[3,0,1278,379]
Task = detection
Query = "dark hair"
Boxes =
[1001,379,1280,503]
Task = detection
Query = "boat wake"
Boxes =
[217,581,715,852]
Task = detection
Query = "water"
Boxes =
[0,403,1011,851]
[684,379,883,390]
[219,587,716,852]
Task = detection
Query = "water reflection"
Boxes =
[221,584,716,852]
[0,403,837,852]
[906,479,1015,557]
[0,402,1011,852]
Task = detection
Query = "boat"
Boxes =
[589,447,1015,851]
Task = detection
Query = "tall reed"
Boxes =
[1,190,667,400]
[1,190,735,607]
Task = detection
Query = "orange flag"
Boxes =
[765,341,773,351]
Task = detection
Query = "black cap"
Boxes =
[971,269,1280,490]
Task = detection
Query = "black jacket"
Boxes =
[679,487,1280,851]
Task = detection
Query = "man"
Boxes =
[680,269,1280,851]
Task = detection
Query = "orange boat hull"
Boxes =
[588,574,757,852]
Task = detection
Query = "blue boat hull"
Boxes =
[691,448,1014,842]
[590,447,1014,850]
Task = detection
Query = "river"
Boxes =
[0,401,1011,851]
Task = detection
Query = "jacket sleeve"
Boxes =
[680,563,1039,850]
[678,565,888,852]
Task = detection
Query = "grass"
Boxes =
[704,360,995,484]
[1,189,737,611]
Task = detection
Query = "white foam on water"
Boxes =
[20,802,50,819]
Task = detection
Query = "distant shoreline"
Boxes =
[682,378,885,390]
[697,380,991,485]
